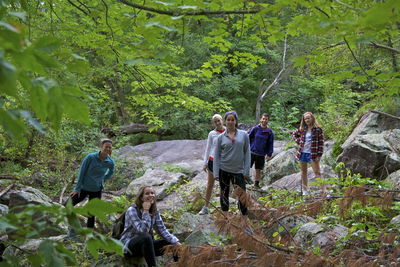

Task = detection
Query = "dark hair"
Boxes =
[100,139,113,145]
[224,111,239,127]
[261,113,269,119]
[135,186,157,215]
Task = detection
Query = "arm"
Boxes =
[125,206,152,233]
[203,132,213,166]
[243,133,251,177]
[154,212,179,244]
[266,131,274,158]
[73,154,91,192]
[292,129,301,145]
[248,126,256,144]
[317,128,324,157]
[104,158,115,181]
[213,135,222,179]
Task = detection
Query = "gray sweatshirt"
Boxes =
[213,129,251,177]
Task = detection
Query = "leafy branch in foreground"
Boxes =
[0,199,124,266]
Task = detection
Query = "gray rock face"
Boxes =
[293,222,324,244]
[342,112,400,149]
[8,186,53,209]
[294,223,348,249]
[173,212,219,241]
[268,165,336,192]
[125,168,188,200]
[263,215,314,239]
[2,236,65,257]
[338,132,400,179]
[390,215,400,227]
[0,204,8,215]
[386,169,400,190]
[263,148,299,185]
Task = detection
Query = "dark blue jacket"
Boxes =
[248,125,274,157]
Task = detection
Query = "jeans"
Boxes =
[218,169,247,215]
[70,189,102,228]
[126,233,176,267]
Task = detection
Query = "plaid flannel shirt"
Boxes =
[120,204,179,253]
[292,127,324,160]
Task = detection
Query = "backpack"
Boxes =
[111,205,143,240]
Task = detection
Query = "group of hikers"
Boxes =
[67,110,325,266]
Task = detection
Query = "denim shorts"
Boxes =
[299,152,312,163]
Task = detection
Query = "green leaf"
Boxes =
[77,199,122,224]
[0,107,26,139]
[32,36,62,53]
[9,11,26,21]
[153,0,174,6]
[145,22,176,32]
[39,241,66,267]
[178,5,197,9]
[20,110,46,134]
[0,52,17,96]
[0,21,18,32]
[63,95,90,124]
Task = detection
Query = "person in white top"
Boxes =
[198,114,225,215]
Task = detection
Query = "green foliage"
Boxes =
[0,199,124,266]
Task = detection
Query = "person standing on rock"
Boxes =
[248,113,274,189]
[120,186,181,266]
[214,111,251,217]
[199,114,225,215]
[292,112,326,195]
[69,139,115,229]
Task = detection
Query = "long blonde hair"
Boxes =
[299,112,320,131]
[135,186,157,215]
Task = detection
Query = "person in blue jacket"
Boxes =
[69,139,115,228]
[248,113,274,188]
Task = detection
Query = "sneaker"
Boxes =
[198,206,209,215]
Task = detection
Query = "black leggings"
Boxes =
[70,190,102,228]
[219,170,247,215]
[126,233,174,267]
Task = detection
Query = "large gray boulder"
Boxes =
[267,165,336,192]
[262,148,299,185]
[386,169,400,190]
[173,212,219,242]
[8,186,53,209]
[342,112,400,149]
[337,131,400,179]
[2,236,65,257]
[126,168,189,200]
[0,204,8,215]
[263,215,314,240]
[294,223,348,249]
[390,215,400,227]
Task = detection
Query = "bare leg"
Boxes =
[311,159,326,193]
[204,171,215,207]
[300,162,308,192]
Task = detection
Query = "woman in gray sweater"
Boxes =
[213,111,251,216]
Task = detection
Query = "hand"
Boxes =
[203,165,208,172]
[70,191,79,197]
[214,177,219,181]
[175,242,182,246]
[265,156,271,161]
[142,201,152,212]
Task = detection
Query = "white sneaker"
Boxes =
[198,206,209,215]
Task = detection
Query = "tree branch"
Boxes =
[370,42,400,54]
[117,0,261,16]
[370,109,400,120]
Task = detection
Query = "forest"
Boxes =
[0,0,399,266]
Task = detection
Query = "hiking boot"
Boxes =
[198,206,209,215]
[254,181,261,189]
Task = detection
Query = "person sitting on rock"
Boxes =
[199,114,225,215]
[120,186,181,266]
[292,112,326,196]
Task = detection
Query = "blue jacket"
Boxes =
[248,125,274,157]
[73,152,115,192]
